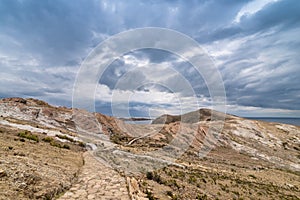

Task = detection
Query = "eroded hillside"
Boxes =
[0,97,300,200]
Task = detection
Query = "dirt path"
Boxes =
[58,151,130,200]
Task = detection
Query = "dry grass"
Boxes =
[0,125,84,199]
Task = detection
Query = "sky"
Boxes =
[0,0,300,118]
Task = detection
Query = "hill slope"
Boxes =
[0,97,300,199]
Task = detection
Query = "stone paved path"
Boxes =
[58,151,130,200]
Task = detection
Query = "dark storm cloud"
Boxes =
[200,0,300,43]
[0,0,299,116]
[0,0,103,66]
[0,0,250,66]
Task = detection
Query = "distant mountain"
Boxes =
[152,108,237,124]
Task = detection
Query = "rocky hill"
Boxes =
[0,97,300,199]
[151,108,237,124]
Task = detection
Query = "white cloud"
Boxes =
[95,82,213,117]
[234,0,281,23]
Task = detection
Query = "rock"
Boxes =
[127,177,148,200]
[0,169,7,177]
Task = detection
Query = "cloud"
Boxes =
[0,0,299,117]
[95,82,207,118]
[205,25,300,111]
[200,0,300,43]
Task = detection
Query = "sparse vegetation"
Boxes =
[166,191,173,197]
[42,136,54,143]
[146,171,153,180]
[55,134,75,142]
[146,171,163,184]
[146,190,156,200]
[17,131,39,142]
[0,123,84,200]
[196,194,208,200]
[62,144,70,149]
[49,140,70,150]
[188,175,197,183]
[78,141,86,147]
[110,133,130,145]
[2,98,300,199]
[165,178,179,188]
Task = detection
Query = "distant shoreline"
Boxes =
[245,117,300,126]
[120,117,300,126]
[119,117,153,121]
[246,117,300,119]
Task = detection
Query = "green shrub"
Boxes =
[62,144,70,149]
[146,190,156,200]
[166,191,173,197]
[165,179,179,188]
[50,140,62,148]
[55,134,75,142]
[18,131,39,142]
[78,141,86,147]
[146,171,163,184]
[49,140,70,150]
[166,191,179,200]
[146,171,153,180]
[196,194,208,200]
[42,137,53,143]
[189,175,197,184]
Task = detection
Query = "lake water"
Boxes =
[123,118,300,126]
[123,120,153,125]
[247,117,300,126]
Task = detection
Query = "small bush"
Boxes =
[165,179,179,188]
[146,190,156,200]
[78,141,86,147]
[110,133,128,144]
[56,134,75,142]
[172,195,179,200]
[18,131,39,142]
[196,194,208,200]
[62,144,70,149]
[49,140,70,150]
[166,192,179,200]
[146,171,163,184]
[50,141,61,148]
[146,171,153,180]
[42,137,53,143]
[166,191,173,197]
[153,173,162,184]
[189,175,197,184]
